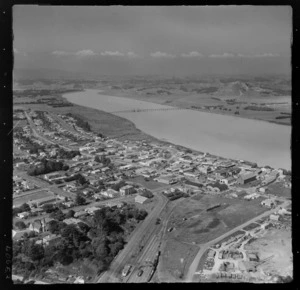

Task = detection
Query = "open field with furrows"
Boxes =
[165,194,268,245]
[14,190,54,206]
[244,228,293,277]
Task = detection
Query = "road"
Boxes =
[185,199,291,282]
[24,110,74,151]
[14,194,138,224]
[47,112,78,135]
[97,189,169,283]
[126,198,180,283]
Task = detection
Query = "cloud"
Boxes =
[181,51,203,58]
[52,50,72,56]
[253,53,280,58]
[127,51,140,58]
[101,51,124,56]
[238,53,280,58]
[209,53,235,58]
[150,51,176,58]
[75,49,97,57]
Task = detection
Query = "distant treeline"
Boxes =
[27,159,69,176]
[244,106,275,111]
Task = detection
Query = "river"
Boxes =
[64,89,291,170]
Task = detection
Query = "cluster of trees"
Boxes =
[14,132,46,154]
[66,113,91,132]
[244,105,275,112]
[56,148,81,160]
[13,203,31,217]
[27,159,69,176]
[94,155,111,166]
[34,111,53,129]
[13,203,148,278]
[110,180,127,192]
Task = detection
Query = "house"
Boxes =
[237,172,257,185]
[155,175,177,184]
[259,187,267,193]
[17,212,30,219]
[85,206,101,215]
[63,218,83,225]
[270,214,280,221]
[29,196,58,207]
[29,220,44,233]
[184,180,203,189]
[102,188,119,198]
[215,169,229,179]
[198,166,214,175]
[119,185,135,196]
[74,211,88,218]
[36,234,61,247]
[220,176,236,186]
[135,195,150,204]
[44,172,65,182]
[12,229,32,240]
[261,199,277,208]
[207,182,228,192]
[278,208,291,215]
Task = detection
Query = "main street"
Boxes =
[185,199,291,282]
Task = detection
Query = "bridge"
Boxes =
[111,107,187,114]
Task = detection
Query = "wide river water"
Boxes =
[64,89,291,170]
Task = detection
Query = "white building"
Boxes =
[135,195,150,204]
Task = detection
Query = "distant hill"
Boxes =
[13,68,97,81]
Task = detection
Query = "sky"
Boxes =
[13,6,292,76]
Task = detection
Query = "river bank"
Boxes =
[63,89,290,170]
[96,87,291,127]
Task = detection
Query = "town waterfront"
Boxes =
[64,89,291,170]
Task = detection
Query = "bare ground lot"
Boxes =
[159,238,200,282]
[244,228,293,277]
[165,195,267,245]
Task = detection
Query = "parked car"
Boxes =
[137,269,144,277]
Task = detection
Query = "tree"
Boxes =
[77,222,90,234]
[49,209,65,221]
[48,220,60,234]
[65,209,75,218]
[28,243,44,261]
[109,241,124,257]
[43,203,56,213]
[20,203,31,212]
[13,207,23,217]
[77,174,87,186]
[75,193,86,206]
[15,221,27,230]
